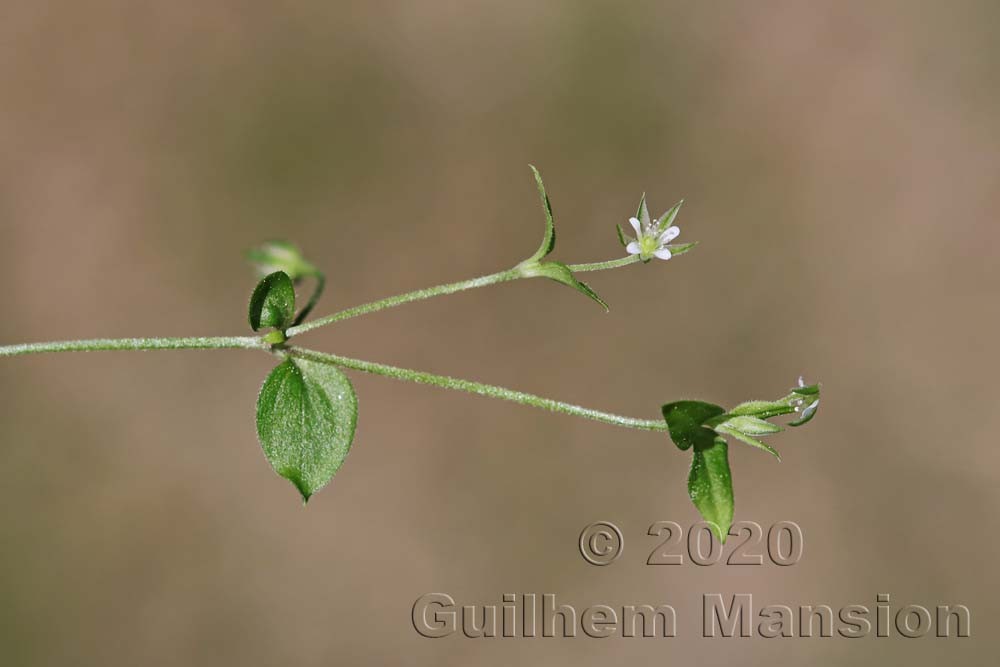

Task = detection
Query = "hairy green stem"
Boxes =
[284,346,668,432]
[286,255,638,338]
[286,269,519,337]
[0,336,265,357]
[567,255,641,272]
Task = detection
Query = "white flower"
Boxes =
[621,197,682,262]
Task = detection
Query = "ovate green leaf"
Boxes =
[688,437,734,543]
[248,271,296,332]
[661,400,725,451]
[256,357,358,501]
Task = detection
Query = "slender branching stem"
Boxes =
[568,255,642,272]
[0,336,265,357]
[284,346,668,432]
[286,255,639,338]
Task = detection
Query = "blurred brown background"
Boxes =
[1,1,998,665]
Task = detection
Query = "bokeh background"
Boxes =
[1,1,998,665]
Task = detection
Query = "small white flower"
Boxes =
[621,197,683,262]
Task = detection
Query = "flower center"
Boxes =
[640,235,660,256]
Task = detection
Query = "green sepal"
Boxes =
[719,415,783,436]
[688,436,734,543]
[714,422,781,461]
[248,271,296,332]
[654,199,684,234]
[616,223,630,247]
[636,193,650,228]
[520,261,608,310]
[789,398,820,427]
[792,383,821,397]
[527,165,556,262]
[719,399,795,421]
[662,242,698,258]
[255,357,358,502]
[661,400,726,451]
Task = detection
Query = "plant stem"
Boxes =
[286,255,640,338]
[292,273,326,327]
[285,269,520,337]
[284,346,668,432]
[567,255,641,272]
[0,336,265,357]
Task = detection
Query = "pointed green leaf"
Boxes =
[255,357,358,501]
[715,424,781,461]
[527,165,556,261]
[654,199,684,234]
[248,271,296,332]
[246,241,318,281]
[792,383,821,397]
[521,261,608,310]
[688,437,734,543]
[661,400,726,451]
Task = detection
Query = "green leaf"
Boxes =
[527,165,556,261]
[654,199,683,234]
[661,400,726,451]
[688,437,734,543]
[521,261,608,310]
[248,271,296,332]
[246,241,317,281]
[792,383,821,397]
[256,357,358,501]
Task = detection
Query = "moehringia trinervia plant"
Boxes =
[0,166,820,541]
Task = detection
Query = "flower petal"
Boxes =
[626,241,642,255]
[658,226,680,244]
[628,217,642,237]
[653,247,673,260]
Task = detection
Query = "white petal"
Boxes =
[626,241,642,255]
[653,247,673,260]
[657,226,680,244]
[628,217,642,237]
